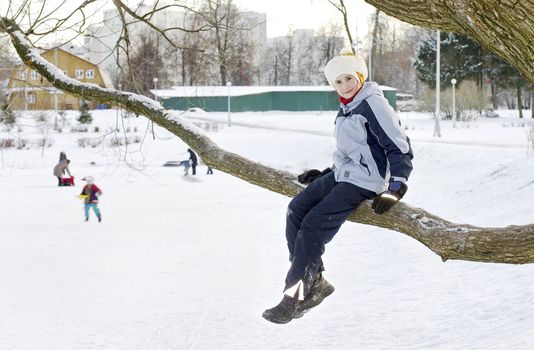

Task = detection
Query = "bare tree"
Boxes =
[369,9,381,80]
[122,29,165,95]
[2,0,534,264]
[196,0,261,85]
[0,35,17,106]
[328,0,355,52]
[285,31,294,85]
[364,13,423,92]
[314,22,345,84]
[260,39,285,86]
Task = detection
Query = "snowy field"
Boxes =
[1,108,534,350]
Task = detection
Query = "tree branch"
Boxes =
[364,0,534,85]
[2,18,534,264]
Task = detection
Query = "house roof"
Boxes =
[151,85,396,98]
[41,48,114,89]
[9,48,114,89]
[152,85,334,98]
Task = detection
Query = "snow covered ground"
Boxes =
[1,108,534,350]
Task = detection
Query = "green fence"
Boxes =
[161,88,396,112]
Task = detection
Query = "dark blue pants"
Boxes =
[284,172,376,296]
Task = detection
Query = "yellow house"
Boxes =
[7,48,113,110]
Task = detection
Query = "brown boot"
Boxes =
[262,295,300,324]
[294,273,335,318]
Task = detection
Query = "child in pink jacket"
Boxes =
[80,176,102,222]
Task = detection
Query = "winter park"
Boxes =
[1,0,534,349]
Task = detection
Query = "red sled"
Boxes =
[61,176,75,186]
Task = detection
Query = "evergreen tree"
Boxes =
[414,32,484,88]
[77,101,93,124]
[0,102,17,131]
[487,54,531,117]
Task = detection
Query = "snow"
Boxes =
[1,108,534,349]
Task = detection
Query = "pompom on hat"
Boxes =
[324,48,368,87]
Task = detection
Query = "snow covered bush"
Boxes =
[192,121,220,132]
[0,138,15,148]
[417,80,487,121]
[77,137,102,148]
[16,138,27,149]
[36,137,54,148]
[71,125,89,133]
[108,135,141,147]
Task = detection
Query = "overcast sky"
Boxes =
[233,0,375,39]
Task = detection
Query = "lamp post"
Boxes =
[24,86,28,111]
[118,82,122,115]
[153,77,158,102]
[451,78,457,128]
[434,30,442,137]
[152,77,158,137]
[115,83,122,129]
[226,81,232,127]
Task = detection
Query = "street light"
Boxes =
[116,83,122,129]
[434,30,442,137]
[451,78,457,128]
[226,81,232,127]
[152,77,158,137]
[153,77,158,102]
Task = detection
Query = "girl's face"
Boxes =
[334,74,361,99]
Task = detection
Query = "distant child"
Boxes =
[181,160,191,176]
[80,176,102,222]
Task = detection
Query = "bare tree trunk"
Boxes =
[491,83,498,110]
[328,0,354,52]
[4,20,534,265]
[365,0,534,85]
[286,34,293,85]
[370,9,380,81]
[518,84,523,118]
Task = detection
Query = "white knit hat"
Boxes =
[83,176,94,184]
[324,49,368,87]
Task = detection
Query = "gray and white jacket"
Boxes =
[333,82,413,193]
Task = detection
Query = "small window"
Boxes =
[63,70,68,76]
[85,69,95,79]
[26,94,36,104]
[19,71,27,80]
[75,69,84,79]
[31,70,40,80]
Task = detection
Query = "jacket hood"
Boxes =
[342,82,383,112]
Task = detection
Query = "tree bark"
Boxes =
[2,18,534,264]
[365,0,534,85]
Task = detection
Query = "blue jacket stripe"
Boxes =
[359,99,413,180]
